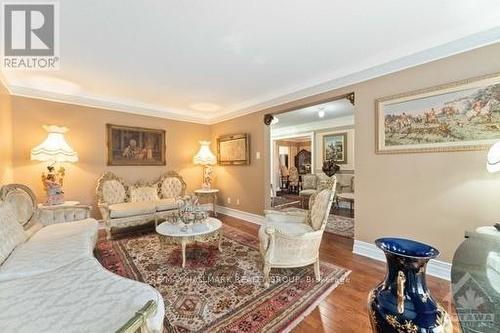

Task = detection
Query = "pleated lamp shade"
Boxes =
[31,125,79,163]
[193,141,216,165]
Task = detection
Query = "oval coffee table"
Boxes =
[156,217,223,268]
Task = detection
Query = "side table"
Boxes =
[194,189,219,217]
[38,201,80,209]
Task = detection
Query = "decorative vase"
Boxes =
[368,238,453,333]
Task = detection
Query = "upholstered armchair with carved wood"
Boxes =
[259,177,336,287]
[96,171,187,239]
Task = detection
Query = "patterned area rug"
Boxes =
[95,224,350,333]
[326,214,355,238]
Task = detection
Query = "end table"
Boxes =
[194,189,219,217]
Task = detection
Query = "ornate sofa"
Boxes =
[259,177,337,287]
[0,184,164,333]
[97,171,187,239]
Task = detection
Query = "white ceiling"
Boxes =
[272,99,354,128]
[2,0,500,124]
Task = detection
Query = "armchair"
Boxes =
[259,177,336,287]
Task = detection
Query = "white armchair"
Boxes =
[259,177,336,287]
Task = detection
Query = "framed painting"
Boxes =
[323,132,347,164]
[106,124,166,166]
[376,72,500,154]
[217,133,250,165]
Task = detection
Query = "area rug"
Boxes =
[325,214,355,238]
[95,224,350,333]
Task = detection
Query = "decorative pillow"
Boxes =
[302,174,317,190]
[161,177,183,198]
[102,180,127,204]
[130,185,159,202]
[0,201,27,265]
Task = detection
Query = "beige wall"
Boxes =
[0,81,13,184]
[352,43,500,262]
[212,43,500,262]
[10,96,210,216]
[3,43,500,261]
[210,111,268,215]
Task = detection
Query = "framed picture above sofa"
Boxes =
[217,133,250,165]
[376,72,500,154]
[106,124,166,166]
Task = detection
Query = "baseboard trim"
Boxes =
[215,206,265,225]
[353,240,451,281]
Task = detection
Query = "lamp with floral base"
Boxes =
[193,141,216,189]
[30,125,78,205]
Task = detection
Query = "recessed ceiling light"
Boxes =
[318,109,325,118]
[190,102,221,112]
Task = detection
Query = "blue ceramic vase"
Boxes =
[368,238,453,333]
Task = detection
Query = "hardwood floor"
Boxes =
[219,214,461,333]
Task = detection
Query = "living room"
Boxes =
[1,2,500,333]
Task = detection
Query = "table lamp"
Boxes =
[487,141,500,230]
[193,141,216,189]
[31,125,78,205]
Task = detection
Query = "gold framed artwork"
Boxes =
[106,124,166,166]
[323,132,347,164]
[217,133,250,165]
[376,73,500,154]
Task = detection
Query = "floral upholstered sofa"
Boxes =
[0,184,164,333]
[97,171,187,239]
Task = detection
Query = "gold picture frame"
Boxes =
[106,124,166,166]
[217,133,250,165]
[375,72,500,154]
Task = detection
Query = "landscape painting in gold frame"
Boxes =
[217,134,250,165]
[376,73,500,154]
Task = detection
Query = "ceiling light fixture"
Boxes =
[318,108,325,118]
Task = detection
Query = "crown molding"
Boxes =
[2,28,499,125]
[271,115,354,138]
[209,27,500,124]
[8,84,212,124]
[0,72,12,94]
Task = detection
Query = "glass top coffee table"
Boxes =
[156,217,223,268]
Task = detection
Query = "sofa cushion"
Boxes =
[130,185,160,202]
[155,198,183,211]
[0,202,27,265]
[0,257,165,333]
[0,218,98,281]
[259,220,314,255]
[160,177,184,198]
[102,179,127,204]
[109,202,156,218]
